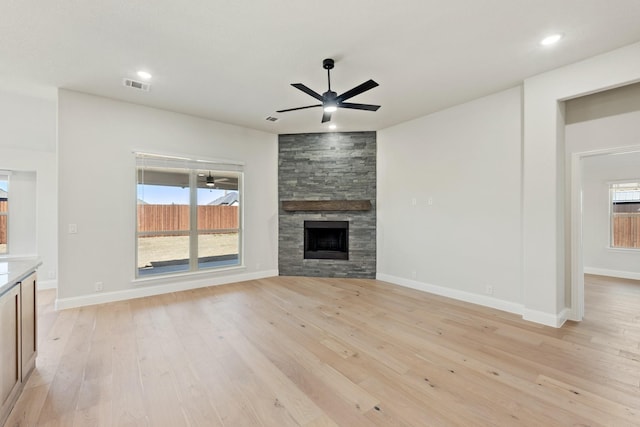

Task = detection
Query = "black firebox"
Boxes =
[304,220,349,260]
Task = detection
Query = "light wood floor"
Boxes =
[4,275,640,426]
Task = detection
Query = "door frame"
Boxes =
[569,144,640,321]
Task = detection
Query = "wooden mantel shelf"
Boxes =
[281,200,372,212]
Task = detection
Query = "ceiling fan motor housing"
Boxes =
[323,91,337,103]
[323,58,334,70]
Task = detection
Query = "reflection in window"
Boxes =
[197,182,239,270]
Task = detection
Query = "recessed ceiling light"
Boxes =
[540,34,563,46]
[137,70,152,80]
[329,124,337,130]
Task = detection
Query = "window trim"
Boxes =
[134,152,244,279]
[0,172,9,256]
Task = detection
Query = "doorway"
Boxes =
[565,82,640,321]
[570,147,640,321]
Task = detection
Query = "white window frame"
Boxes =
[609,180,640,250]
[134,153,244,279]
[0,172,9,255]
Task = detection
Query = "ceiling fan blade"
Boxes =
[291,83,324,101]
[336,79,379,102]
[276,104,322,113]
[338,102,380,111]
[321,111,332,123]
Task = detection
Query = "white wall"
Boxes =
[0,89,58,288]
[377,87,523,315]
[7,171,37,255]
[581,152,640,278]
[57,90,278,308]
[0,90,56,153]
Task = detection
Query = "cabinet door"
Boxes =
[21,273,37,379]
[0,286,20,418]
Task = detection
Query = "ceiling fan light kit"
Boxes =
[206,172,215,187]
[277,58,380,123]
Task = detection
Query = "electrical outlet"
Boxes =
[411,270,417,279]
[47,270,56,279]
[428,197,434,206]
[485,285,493,295]
[68,223,78,234]
[94,281,103,292]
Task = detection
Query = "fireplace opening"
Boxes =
[304,220,349,260]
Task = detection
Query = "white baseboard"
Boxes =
[376,273,524,317]
[584,267,640,281]
[37,279,57,290]
[377,273,569,328]
[55,269,278,311]
[523,307,570,328]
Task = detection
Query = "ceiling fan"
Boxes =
[197,172,235,189]
[277,58,380,123]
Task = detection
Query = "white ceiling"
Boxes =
[2,0,640,135]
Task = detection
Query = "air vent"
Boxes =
[265,116,279,122]
[123,78,150,92]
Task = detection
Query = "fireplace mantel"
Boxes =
[281,200,372,212]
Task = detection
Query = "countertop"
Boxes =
[0,257,42,297]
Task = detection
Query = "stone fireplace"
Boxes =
[278,131,376,278]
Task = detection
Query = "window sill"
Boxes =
[132,264,246,286]
[606,246,640,253]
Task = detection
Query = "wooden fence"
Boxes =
[612,213,640,248]
[137,204,238,233]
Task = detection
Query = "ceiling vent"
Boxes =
[123,78,150,92]
[265,116,279,122]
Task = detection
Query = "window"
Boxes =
[610,181,640,249]
[0,173,7,255]
[136,154,242,277]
